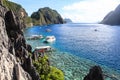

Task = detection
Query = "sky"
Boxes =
[9,0,120,23]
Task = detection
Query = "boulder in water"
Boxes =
[84,66,104,80]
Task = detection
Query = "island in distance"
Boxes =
[64,18,73,23]
[31,7,64,26]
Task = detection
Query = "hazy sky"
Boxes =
[10,0,120,23]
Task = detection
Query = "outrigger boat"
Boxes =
[33,46,52,59]
[27,35,43,40]
[44,36,56,43]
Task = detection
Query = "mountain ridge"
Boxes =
[101,4,120,25]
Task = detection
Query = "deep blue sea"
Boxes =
[24,23,120,79]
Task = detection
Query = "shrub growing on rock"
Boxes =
[33,55,64,80]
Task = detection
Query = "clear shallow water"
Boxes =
[48,51,120,80]
[24,23,120,79]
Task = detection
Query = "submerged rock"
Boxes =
[84,66,104,80]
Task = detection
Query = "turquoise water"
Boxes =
[24,23,120,80]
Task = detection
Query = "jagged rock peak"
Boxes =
[0,10,31,80]
[2,0,32,27]
[0,4,40,80]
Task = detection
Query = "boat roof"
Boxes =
[32,35,42,37]
[35,46,51,49]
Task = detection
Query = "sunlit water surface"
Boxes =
[24,23,120,80]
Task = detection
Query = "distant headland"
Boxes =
[101,4,120,25]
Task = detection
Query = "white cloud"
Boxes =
[62,0,120,23]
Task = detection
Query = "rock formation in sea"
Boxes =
[64,18,72,23]
[0,3,40,80]
[101,4,120,25]
[31,7,64,26]
[2,0,64,27]
[84,66,104,80]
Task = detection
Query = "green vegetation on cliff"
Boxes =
[33,55,64,80]
[23,17,33,27]
[31,7,64,26]
[2,0,21,13]
[2,1,64,27]
[2,0,32,27]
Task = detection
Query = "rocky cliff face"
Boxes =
[31,7,64,26]
[2,0,32,27]
[84,66,104,80]
[2,1,64,27]
[0,4,40,80]
[101,4,120,25]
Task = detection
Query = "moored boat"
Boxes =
[33,46,52,58]
[27,35,43,40]
[44,36,56,43]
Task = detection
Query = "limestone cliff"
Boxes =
[101,4,120,25]
[2,0,33,27]
[31,7,64,26]
[2,0,64,27]
[0,3,40,80]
